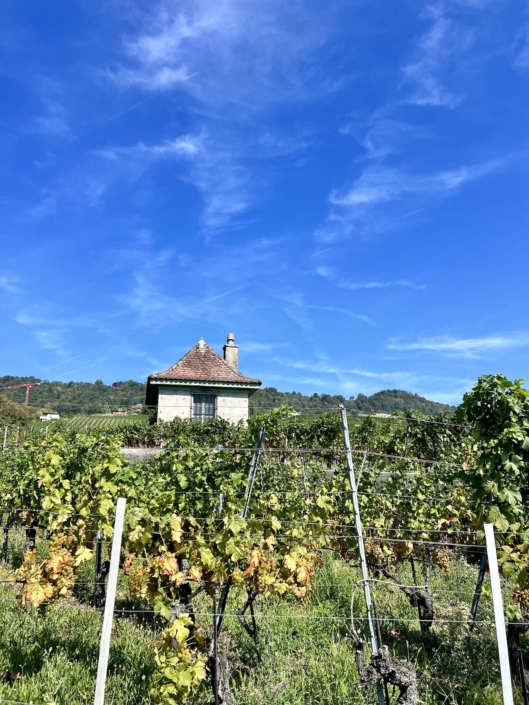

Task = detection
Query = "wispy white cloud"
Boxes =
[0,275,21,295]
[308,305,373,325]
[316,266,425,291]
[512,25,529,71]
[359,119,415,160]
[401,11,474,108]
[108,0,344,110]
[98,136,201,160]
[242,341,288,353]
[31,77,70,136]
[271,355,472,403]
[33,99,69,136]
[329,160,501,208]
[97,133,250,231]
[256,130,313,158]
[316,156,504,242]
[387,334,529,357]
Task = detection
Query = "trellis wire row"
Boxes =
[2,444,474,470]
[0,598,498,623]
[0,523,486,537]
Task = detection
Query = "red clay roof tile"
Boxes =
[148,340,261,385]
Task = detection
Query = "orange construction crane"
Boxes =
[0,382,41,405]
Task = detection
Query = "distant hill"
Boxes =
[250,387,452,414]
[0,376,145,415]
[0,376,451,416]
[251,388,452,416]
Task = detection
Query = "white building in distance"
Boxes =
[145,334,261,424]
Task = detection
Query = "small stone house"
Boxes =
[145,334,261,424]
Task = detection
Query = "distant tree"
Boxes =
[0,395,37,426]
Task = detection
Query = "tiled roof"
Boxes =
[148,340,261,385]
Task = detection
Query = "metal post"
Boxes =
[339,405,384,705]
[2,427,7,452]
[2,524,9,563]
[213,590,219,705]
[214,427,265,637]
[93,498,127,705]
[484,523,514,705]
[518,648,529,705]
[468,548,488,639]
[93,530,103,607]
[301,456,309,501]
[242,427,265,518]
[373,602,389,705]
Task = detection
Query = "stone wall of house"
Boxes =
[216,389,249,424]
[157,386,249,424]
[157,388,192,423]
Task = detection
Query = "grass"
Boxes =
[0,540,521,705]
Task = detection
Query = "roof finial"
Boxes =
[198,337,205,350]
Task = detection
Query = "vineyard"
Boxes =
[56,415,149,431]
[0,373,528,705]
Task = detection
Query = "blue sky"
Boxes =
[1,0,528,404]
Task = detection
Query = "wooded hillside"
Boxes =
[0,375,451,415]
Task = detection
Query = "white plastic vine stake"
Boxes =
[339,405,385,705]
[93,498,127,705]
[484,523,514,705]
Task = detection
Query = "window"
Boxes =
[192,394,216,422]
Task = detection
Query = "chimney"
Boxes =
[223,332,238,371]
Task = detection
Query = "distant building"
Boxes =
[40,413,60,421]
[145,334,261,424]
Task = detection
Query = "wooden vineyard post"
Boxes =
[339,405,385,705]
[484,523,514,705]
[214,427,265,637]
[93,498,127,705]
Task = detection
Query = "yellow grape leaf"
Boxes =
[74,546,93,566]
[225,537,245,562]
[128,526,144,543]
[284,554,297,573]
[46,550,70,580]
[25,581,53,607]
[170,571,186,586]
[265,536,277,551]
[293,586,307,599]
[158,552,179,576]
[170,517,183,543]
[296,565,311,585]
[247,548,263,570]
[188,566,203,582]
[169,615,194,644]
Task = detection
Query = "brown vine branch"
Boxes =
[378,566,434,635]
